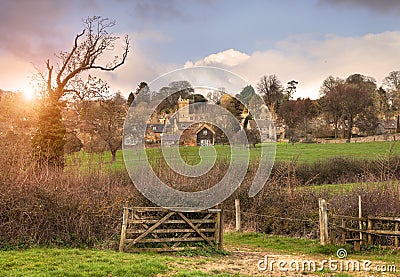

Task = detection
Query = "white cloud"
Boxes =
[4,29,400,101]
[184,31,400,99]
[184,49,250,68]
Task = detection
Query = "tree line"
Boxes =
[2,69,400,167]
[257,72,400,143]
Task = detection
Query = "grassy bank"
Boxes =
[1,233,399,276]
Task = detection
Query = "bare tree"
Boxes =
[383,71,400,131]
[339,83,375,142]
[319,75,376,141]
[81,92,127,163]
[32,16,129,168]
[277,98,319,142]
[383,71,400,104]
[319,76,345,138]
[207,87,225,104]
[256,75,284,118]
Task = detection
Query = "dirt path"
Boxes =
[168,246,399,276]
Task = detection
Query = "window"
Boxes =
[203,129,208,135]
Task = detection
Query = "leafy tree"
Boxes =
[248,94,263,117]
[134,81,151,104]
[31,103,66,167]
[219,93,244,120]
[192,94,207,102]
[153,81,194,113]
[32,16,129,168]
[236,85,256,105]
[285,80,298,101]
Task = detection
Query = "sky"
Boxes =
[1,0,400,99]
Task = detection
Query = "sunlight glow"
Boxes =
[22,87,35,101]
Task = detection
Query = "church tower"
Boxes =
[178,96,190,121]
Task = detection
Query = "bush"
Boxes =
[0,168,148,249]
[0,137,148,248]
[1,136,400,248]
[223,181,400,239]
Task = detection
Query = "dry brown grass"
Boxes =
[1,135,400,248]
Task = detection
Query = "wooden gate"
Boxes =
[119,206,223,252]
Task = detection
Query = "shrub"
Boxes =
[1,136,400,248]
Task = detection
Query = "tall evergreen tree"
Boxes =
[127,92,135,107]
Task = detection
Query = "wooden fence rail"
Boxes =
[119,206,223,252]
[328,214,400,249]
[318,198,400,249]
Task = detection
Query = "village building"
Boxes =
[143,96,277,146]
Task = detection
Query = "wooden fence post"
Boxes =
[358,195,363,245]
[341,218,346,244]
[395,222,399,247]
[367,218,373,245]
[119,207,129,252]
[214,204,224,250]
[215,208,220,246]
[235,199,241,232]
[219,205,224,249]
[319,198,329,245]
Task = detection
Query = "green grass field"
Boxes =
[66,141,400,170]
[275,141,399,163]
[1,233,399,276]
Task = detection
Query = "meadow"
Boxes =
[67,141,400,168]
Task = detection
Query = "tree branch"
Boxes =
[46,60,53,94]
[57,30,85,87]
[90,36,130,71]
